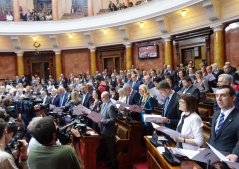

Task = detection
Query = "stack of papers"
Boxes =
[144,114,162,123]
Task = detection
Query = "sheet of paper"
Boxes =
[149,87,164,101]
[144,114,162,123]
[211,87,217,94]
[179,149,200,159]
[110,98,117,104]
[115,86,120,92]
[129,104,142,113]
[72,104,91,115]
[204,74,216,81]
[49,104,55,109]
[191,148,220,163]
[151,123,181,137]
[79,105,91,114]
[87,111,104,122]
[193,83,204,91]
[235,80,239,85]
[207,143,229,162]
[171,148,186,156]
[115,101,130,111]
[177,90,183,96]
[53,107,63,113]
[157,136,168,141]
[72,106,83,115]
[224,161,239,169]
[157,147,165,154]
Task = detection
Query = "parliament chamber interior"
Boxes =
[0,0,239,169]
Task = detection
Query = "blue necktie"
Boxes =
[60,95,64,107]
[215,113,225,135]
[163,97,169,116]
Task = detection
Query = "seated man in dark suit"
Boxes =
[181,76,200,103]
[156,80,182,130]
[208,85,239,164]
[144,75,154,89]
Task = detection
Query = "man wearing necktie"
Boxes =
[58,87,69,112]
[208,85,239,163]
[156,80,181,130]
[98,91,118,168]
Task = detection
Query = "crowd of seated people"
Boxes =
[0,60,239,168]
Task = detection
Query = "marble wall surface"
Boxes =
[0,53,17,79]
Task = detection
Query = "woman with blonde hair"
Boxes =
[118,88,126,103]
[138,84,155,135]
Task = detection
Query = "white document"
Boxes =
[179,149,200,159]
[87,111,104,122]
[144,114,162,123]
[194,83,204,91]
[151,123,181,137]
[177,90,183,96]
[49,104,55,110]
[157,147,165,154]
[211,87,217,94]
[110,98,117,104]
[73,104,91,115]
[115,101,130,111]
[149,87,164,101]
[53,107,63,113]
[147,136,167,141]
[204,74,216,81]
[129,104,142,113]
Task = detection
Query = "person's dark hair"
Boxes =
[0,118,6,139]
[95,75,102,81]
[31,116,56,145]
[180,94,197,113]
[94,89,101,100]
[2,98,11,107]
[0,109,9,122]
[182,76,192,83]
[153,77,162,83]
[217,85,236,97]
[110,87,116,92]
[156,80,171,90]
[166,76,175,87]
[164,72,171,79]
[7,121,22,136]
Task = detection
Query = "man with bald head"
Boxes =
[98,91,118,168]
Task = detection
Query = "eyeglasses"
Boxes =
[178,100,185,104]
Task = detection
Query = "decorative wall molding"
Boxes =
[156,15,170,33]
[202,0,220,21]
[11,36,21,49]
[84,31,95,45]
[49,35,59,48]
[118,26,130,41]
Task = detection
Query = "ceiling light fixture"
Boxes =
[181,10,186,17]
[69,33,72,38]
[140,22,144,28]
[33,36,37,41]
[103,29,108,34]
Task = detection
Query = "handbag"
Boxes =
[162,147,181,166]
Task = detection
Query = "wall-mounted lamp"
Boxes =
[33,36,37,41]
[103,29,108,34]
[69,33,73,38]
[140,22,144,28]
[181,10,186,17]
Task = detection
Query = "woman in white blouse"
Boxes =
[173,94,204,150]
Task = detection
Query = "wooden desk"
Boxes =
[144,136,203,169]
[80,129,101,169]
[115,119,144,169]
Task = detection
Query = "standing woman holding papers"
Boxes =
[138,84,155,135]
[174,94,204,150]
[194,70,209,100]
[89,89,102,133]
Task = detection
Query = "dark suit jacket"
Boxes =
[50,95,60,106]
[110,79,117,88]
[82,92,93,108]
[99,101,118,137]
[58,92,69,107]
[181,85,200,103]
[127,90,140,105]
[163,92,182,130]
[129,80,143,91]
[208,108,239,161]
[42,96,51,104]
[145,81,155,89]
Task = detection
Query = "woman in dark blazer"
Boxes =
[138,84,155,135]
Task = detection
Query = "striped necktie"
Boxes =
[215,113,225,135]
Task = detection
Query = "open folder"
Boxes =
[87,111,104,122]
[151,123,181,137]
[144,114,162,123]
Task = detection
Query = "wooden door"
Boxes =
[32,62,49,80]
[182,48,194,66]
[103,57,121,74]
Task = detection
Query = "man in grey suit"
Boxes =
[98,91,118,168]
[181,76,200,103]
[208,85,239,164]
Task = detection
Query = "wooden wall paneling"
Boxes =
[0,52,17,80]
